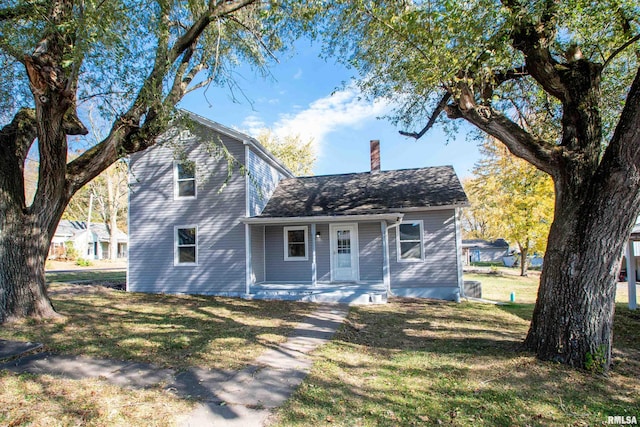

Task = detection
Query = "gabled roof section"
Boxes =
[55,220,128,243]
[462,239,509,249]
[179,110,293,178]
[258,166,468,218]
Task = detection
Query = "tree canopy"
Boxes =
[0,0,316,323]
[320,0,638,152]
[257,129,316,176]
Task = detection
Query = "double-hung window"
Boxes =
[284,226,308,261]
[174,160,196,199]
[175,226,197,265]
[397,220,424,262]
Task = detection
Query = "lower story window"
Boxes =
[175,226,197,265]
[284,226,308,261]
[397,220,424,261]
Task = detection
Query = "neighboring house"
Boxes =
[49,220,128,260]
[128,111,469,303]
[462,239,510,265]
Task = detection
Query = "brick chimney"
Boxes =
[370,140,380,173]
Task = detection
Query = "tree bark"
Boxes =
[524,164,640,368]
[0,211,62,323]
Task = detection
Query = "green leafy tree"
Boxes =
[257,129,316,176]
[0,0,313,323]
[467,138,554,276]
[319,0,640,369]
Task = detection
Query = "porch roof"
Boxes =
[241,212,404,225]
[254,165,468,219]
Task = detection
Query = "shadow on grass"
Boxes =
[273,298,640,427]
[0,286,315,370]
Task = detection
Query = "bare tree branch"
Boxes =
[399,92,450,139]
[228,15,279,62]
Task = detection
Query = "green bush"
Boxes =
[64,241,79,261]
[76,258,93,267]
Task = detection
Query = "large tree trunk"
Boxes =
[524,158,640,369]
[0,213,61,323]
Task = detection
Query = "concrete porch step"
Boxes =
[248,288,388,305]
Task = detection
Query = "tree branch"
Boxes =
[504,0,567,101]
[399,92,450,139]
[400,65,528,140]
[0,108,37,163]
[0,2,46,22]
[603,34,640,69]
[445,98,560,176]
[169,0,259,64]
[602,66,640,170]
[66,0,260,194]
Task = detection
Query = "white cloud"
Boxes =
[270,86,390,154]
[240,114,266,136]
[293,68,303,80]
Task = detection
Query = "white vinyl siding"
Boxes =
[175,225,197,265]
[397,220,424,262]
[174,160,196,199]
[284,226,308,261]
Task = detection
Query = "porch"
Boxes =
[249,282,388,305]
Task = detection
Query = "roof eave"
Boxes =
[241,213,405,225]
[394,202,470,212]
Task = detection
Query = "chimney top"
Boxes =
[370,140,380,173]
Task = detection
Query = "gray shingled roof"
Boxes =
[55,220,128,242]
[462,239,509,249]
[258,166,468,218]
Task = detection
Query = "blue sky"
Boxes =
[180,40,480,178]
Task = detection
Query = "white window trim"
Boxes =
[174,225,198,266]
[284,226,308,261]
[396,220,425,263]
[173,160,197,200]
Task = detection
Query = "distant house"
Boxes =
[462,239,510,265]
[128,111,469,304]
[49,220,128,260]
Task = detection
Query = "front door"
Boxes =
[330,224,359,282]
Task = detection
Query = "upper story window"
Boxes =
[397,220,424,262]
[284,226,308,261]
[174,160,196,199]
[175,226,197,265]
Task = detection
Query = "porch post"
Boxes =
[381,221,391,293]
[626,240,637,310]
[311,223,317,286]
[245,223,252,295]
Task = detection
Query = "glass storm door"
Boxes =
[330,224,359,281]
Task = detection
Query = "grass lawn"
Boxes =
[46,269,127,283]
[2,271,639,426]
[271,271,640,427]
[1,282,316,426]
